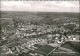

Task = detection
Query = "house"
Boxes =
[67,35,79,41]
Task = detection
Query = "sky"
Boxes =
[1,1,79,12]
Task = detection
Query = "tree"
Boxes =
[64,24,76,30]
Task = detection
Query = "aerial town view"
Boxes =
[0,1,80,56]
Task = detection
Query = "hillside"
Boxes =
[1,11,79,25]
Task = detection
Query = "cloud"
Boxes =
[59,2,74,7]
[1,1,79,12]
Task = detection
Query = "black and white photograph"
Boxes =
[0,0,80,56]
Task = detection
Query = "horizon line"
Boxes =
[1,10,79,13]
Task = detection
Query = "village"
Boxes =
[0,19,80,56]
